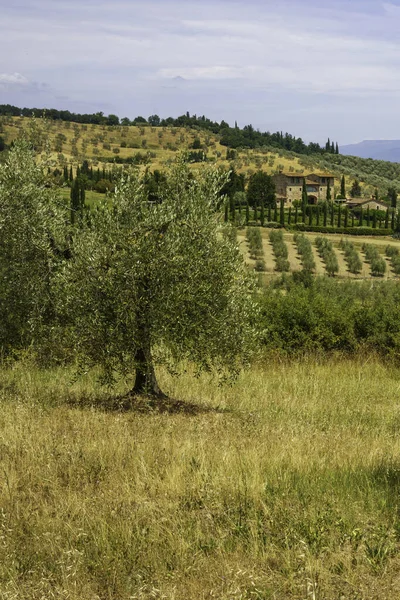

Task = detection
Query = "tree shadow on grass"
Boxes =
[65,392,231,416]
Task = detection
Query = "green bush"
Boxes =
[293,232,315,272]
[247,227,264,260]
[291,224,392,236]
[258,276,400,360]
[315,237,339,276]
[339,239,363,274]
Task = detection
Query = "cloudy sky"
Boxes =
[1,0,400,144]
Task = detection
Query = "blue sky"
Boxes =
[1,0,400,144]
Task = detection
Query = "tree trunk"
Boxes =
[131,344,163,396]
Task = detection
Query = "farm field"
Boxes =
[2,359,400,599]
[238,227,400,279]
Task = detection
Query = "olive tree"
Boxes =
[60,160,257,397]
[0,139,66,354]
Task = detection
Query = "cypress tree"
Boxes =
[295,205,298,224]
[331,204,334,226]
[69,166,73,181]
[351,213,354,227]
[302,178,308,212]
[316,205,320,226]
[288,206,292,225]
[340,175,346,198]
[273,204,278,222]
[230,198,236,223]
[254,204,258,223]
[63,165,68,181]
[366,207,370,227]
[326,180,331,202]
[279,198,285,226]
[80,186,85,212]
[385,208,389,229]
[309,206,313,226]
[344,207,348,228]
[70,179,81,225]
[337,204,342,227]
[268,205,271,222]
[323,203,327,227]
[76,165,81,179]
[245,200,250,225]
[391,209,395,230]
[331,141,335,154]
[359,207,363,226]
[335,142,339,154]
[260,199,265,226]
[372,210,377,229]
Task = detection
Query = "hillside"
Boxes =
[341,140,400,162]
[1,116,400,198]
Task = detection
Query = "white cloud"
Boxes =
[0,72,30,87]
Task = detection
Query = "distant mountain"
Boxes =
[340,140,400,162]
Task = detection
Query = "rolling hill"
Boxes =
[341,140,400,162]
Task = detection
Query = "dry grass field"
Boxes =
[1,359,400,599]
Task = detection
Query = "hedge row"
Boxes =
[362,243,386,277]
[293,232,315,271]
[339,239,363,274]
[291,225,393,236]
[246,227,266,271]
[386,246,400,275]
[315,237,339,276]
[258,276,400,360]
[269,230,290,272]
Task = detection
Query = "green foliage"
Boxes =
[339,239,362,274]
[0,139,66,353]
[259,276,400,359]
[246,171,275,209]
[315,237,339,276]
[362,243,387,277]
[59,160,257,387]
[340,174,346,198]
[247,226,263,259]
[388,187,398,208]
[293,232,315,271]
[350,180,361,197]
[269,230,289,271]
[292,224,392,236]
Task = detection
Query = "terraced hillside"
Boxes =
[238,228,400,280]
[2,115,400,201]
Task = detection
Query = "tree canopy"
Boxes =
[59,159,257,395]
[0,139,66,353]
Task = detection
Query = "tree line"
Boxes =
[0,104,339,156]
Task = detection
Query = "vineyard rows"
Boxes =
[238,228,400,279]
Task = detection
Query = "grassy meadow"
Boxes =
[2,358,400,599]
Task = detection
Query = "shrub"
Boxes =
[293,232,315,272]
[247,227,264,260]
[339,239,363,274]
[315,237,339,276]
[362,243,387,277]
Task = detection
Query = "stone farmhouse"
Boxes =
[346,197,389,212]
[273,172,335,206]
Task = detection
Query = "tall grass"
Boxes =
[2,359,400,599]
